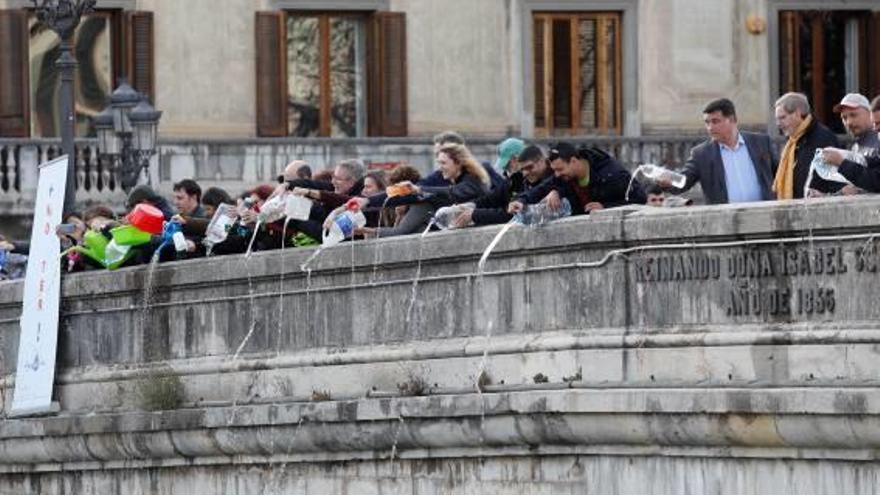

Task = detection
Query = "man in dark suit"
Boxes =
[661,98,778,204]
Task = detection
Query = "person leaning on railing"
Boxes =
[820,94,880,193]
[508,141,645,216]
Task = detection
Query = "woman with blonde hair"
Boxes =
[353,143,491,237]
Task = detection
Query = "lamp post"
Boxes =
[94,80,163,192]
[31,0,97,216]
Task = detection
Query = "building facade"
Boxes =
[1,0,878,141]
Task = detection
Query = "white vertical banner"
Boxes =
[10,155,68,417]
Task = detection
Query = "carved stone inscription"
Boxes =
[632,244,878,319]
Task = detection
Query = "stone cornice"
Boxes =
[2,388,880,471]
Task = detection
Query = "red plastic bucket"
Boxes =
[126,203,165,234]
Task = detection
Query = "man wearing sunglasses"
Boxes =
[508,142,644,216]
[456,144,554,226]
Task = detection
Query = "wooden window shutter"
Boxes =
[870,12,880,96]
[0,10,30,137]
[255,11,287,137]
[125,11,155,102]
[368,12,407,137]
[533,17,546,130]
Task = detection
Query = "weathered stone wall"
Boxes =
[2,197,880,493]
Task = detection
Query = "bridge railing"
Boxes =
[0,135,706,216]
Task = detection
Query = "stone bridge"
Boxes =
[1,197,880,493]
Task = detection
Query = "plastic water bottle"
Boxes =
[433,203,475,230]
[514,198,572,225]
[0,249,7,274]
[323,201,367,247]
[285,194,313,221]
[257,194,287,223]
[160,220,187,255]
[810,149,850,184]
[203,204,237,252]
[639,164,687,188]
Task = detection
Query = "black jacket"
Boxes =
[839,154,880,193]
[792,118,841,197]
[369,171,489,209]
[419,172,490,208]
[676,131,778,204]
[472,169,553,225]
[517,149,644,215]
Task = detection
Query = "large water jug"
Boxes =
[323,202,367,247]
[285,195,313,221]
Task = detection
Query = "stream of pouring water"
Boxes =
[276,218,291,353]
[139,251,162,335]
[300,246,324,331]
[472,219,518,447]
[624,165,645,203]
[474,220,517,377]
[404,219,436,328]
[232,224,262,360]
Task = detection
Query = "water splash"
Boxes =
[404,219,436,328]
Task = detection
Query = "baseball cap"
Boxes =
[547,142,578,162]
[833,93,870,113]
[494,138,525,172]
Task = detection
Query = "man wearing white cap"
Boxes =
[821,93,880,193]
[834,93,879,159]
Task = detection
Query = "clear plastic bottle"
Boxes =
[639,164,687,188]
[433,203,475,230]
[257,194,287,223]
[514,198,572,225]
[0,249,7,274]
[323,203,367,247]
[203,204,237,253]
[811,149,850,184]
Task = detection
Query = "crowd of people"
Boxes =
[0,91,878,277]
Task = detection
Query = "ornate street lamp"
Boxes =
[31,0,97,215]
[94,80,162,192]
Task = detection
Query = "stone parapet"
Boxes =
[1,196,880,493]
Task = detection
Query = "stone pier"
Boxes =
[2,197,880,493]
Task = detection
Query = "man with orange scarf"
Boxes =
[772,92,841,199]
